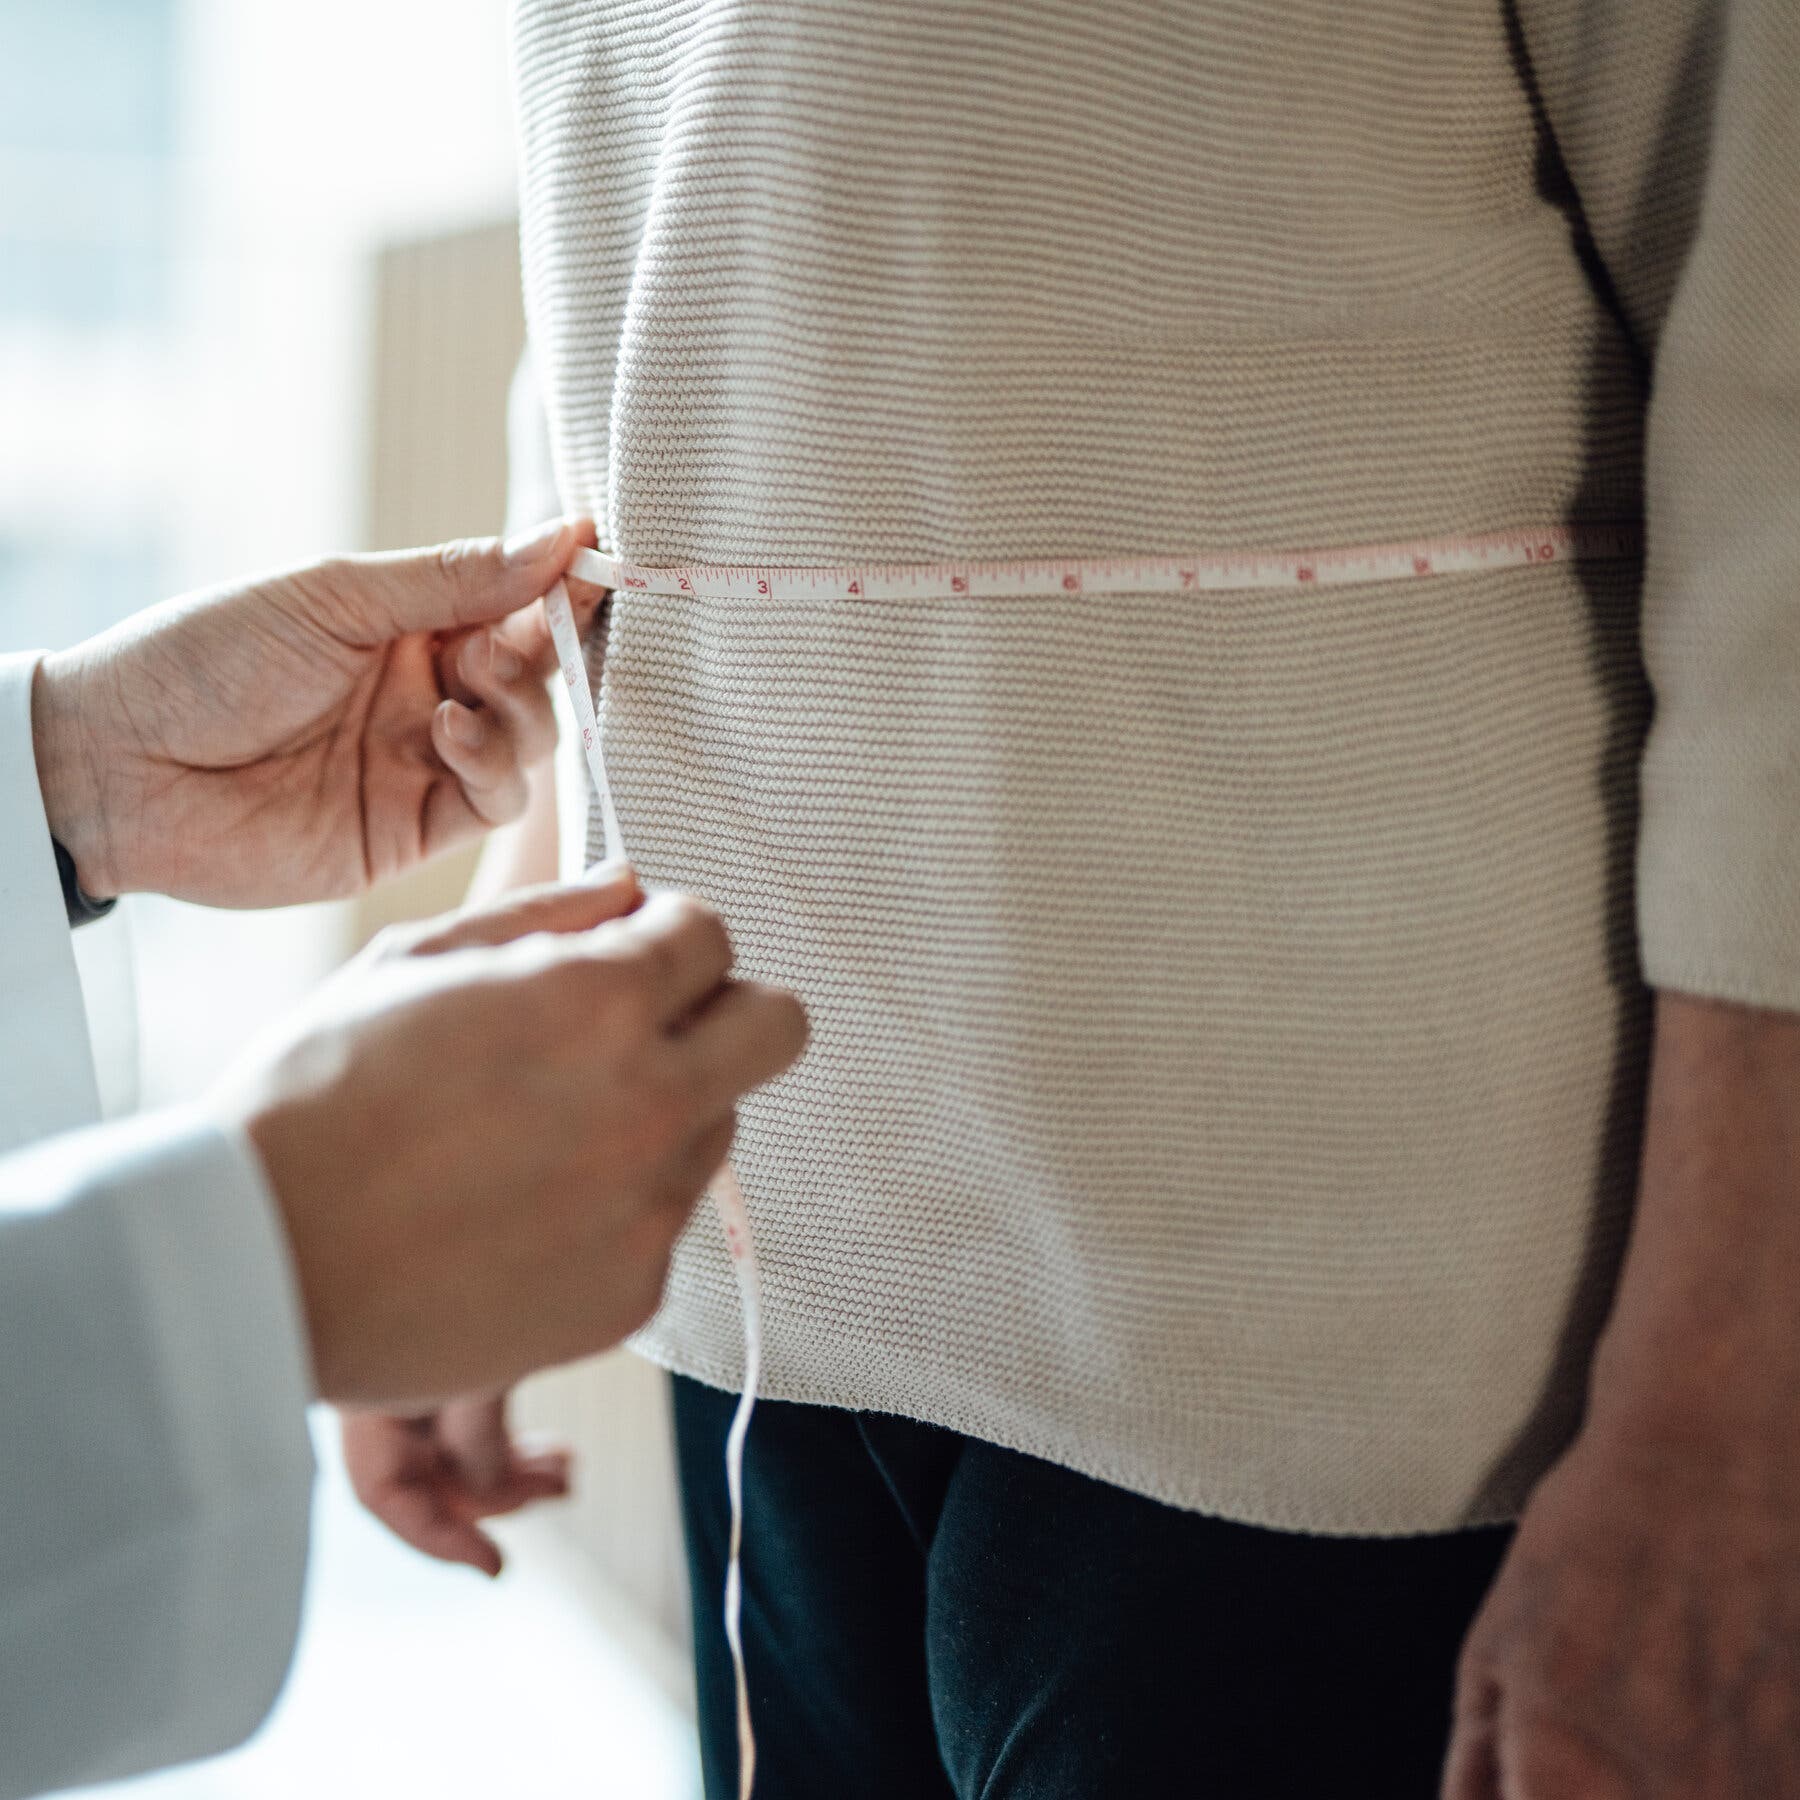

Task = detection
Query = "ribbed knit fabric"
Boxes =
[512,0,1800,1531]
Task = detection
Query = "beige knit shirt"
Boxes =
[512,0,1800,1532]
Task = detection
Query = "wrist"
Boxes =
[30,651,121,899]
[244,1095,353,1405]
[218,1016,376,1407]
[1580,991,1800,1478]
[1584,1310,1799,1476]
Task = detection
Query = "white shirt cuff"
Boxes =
[0,650,99,1150]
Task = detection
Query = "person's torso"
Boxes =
[512,0,1678,1530]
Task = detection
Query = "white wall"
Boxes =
[172,0,520,580]
[0,0,521,618]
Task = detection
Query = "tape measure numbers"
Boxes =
[567,521,1640,605]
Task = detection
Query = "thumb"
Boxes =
[404,867,644,956]
[333,517,595,642]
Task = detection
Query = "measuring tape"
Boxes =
[544,582,764,1797]
[541,513,1641,1796]
[567,521,1640,605]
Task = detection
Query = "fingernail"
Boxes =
[502,517,570,566]
[443,703,485,749]
[582,858,636,887]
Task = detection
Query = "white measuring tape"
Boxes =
[540,514,1641,1796]
[566,521,1640,605]
[544,583,764,1798]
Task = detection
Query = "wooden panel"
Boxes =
[352,217,525,939]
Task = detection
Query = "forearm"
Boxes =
[1584,989,1800,1468]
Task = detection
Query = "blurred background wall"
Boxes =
[0,0,529,1089]
[1,3,695,1790]
[1,0,522,638]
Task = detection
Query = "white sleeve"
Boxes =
[0,650,317,1796]
[0,652,99,1151]
[0,1110,317,1800]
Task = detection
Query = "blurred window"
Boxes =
[0,0,179,330]
[0,540,162,648]
[0,2,179,649]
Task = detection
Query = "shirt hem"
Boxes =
[628,1335,1530,1539]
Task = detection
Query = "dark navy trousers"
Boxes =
[672,1374,1511,1799]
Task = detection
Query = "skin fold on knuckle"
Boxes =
[484,633,525,689]
[434,536,500,603]
[458,630,499,693]
[475,882,601,945]
[403,911,502,959]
